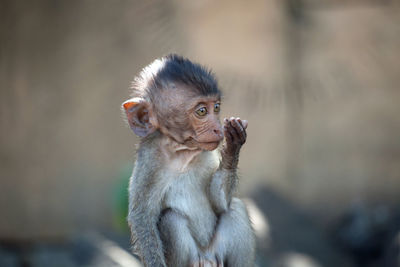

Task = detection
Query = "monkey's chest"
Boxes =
[163,173,217,248]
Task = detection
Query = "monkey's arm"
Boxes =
[128,156,166,267]
[209,117,247,214]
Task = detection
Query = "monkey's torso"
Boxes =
[129,134,222,250]
[128,133,255,267]
[162,149,220,248]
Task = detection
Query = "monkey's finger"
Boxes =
[232,118,246,144]
[196,258,204,267]
[223,118,232,141]
[216,255,223,267]
[238,118,248,129]
[223,118,229,127]
[203,260,213,267]
[223,125,233,144]
[227,119,240,142]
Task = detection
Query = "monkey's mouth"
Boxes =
[197,141,220,151]
[185,137,221,151]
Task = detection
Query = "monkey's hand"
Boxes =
[191,251,222,267]
[221,117,248,170]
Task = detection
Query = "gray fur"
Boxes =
[127,131,255,267]
[125,55,254,267]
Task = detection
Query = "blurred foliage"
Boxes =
[112,165,131,233]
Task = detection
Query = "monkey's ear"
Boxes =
[122,97,158,137]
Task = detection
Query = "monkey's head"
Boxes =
[122,54,224,151]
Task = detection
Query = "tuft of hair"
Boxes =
[130,54,220,100]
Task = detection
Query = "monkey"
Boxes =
[122,54,255,267]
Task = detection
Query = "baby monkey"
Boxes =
[122,54,255,267]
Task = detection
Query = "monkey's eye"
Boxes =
[196,107,207,116]
[214,103,220,113]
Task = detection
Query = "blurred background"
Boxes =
[1,0,400,266]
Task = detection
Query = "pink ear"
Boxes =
[123,101,137,112]
[122,98,157,137]
[122,97,143,112]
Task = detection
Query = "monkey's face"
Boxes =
[123,86,223,151]
[156,89,223,151]
[186,96,223,151]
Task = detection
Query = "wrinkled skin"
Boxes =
[221,117,248,169]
